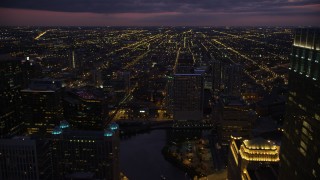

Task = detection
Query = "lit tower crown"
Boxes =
[108,122,119,131]
[104,122,119,137]
[240,138,280,162]
[104,129,114,137]
[59,120,70,129]
[52,120,70,135]
[228,137,280,180]
[52,126,62,135]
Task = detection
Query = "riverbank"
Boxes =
[162,138,215,179]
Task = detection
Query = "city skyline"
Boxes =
[1,0,320,26]
[0,23,319,179]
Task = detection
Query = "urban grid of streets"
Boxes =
[0,27,293,122]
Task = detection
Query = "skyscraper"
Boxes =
[92,69,103,87]
[212,59,242,96]
[223,63,242,96]
[215,96,255,145]
[0,136,52,180]
[51,121,120,180]
[71,50,76,69]
[63,87,108,130]
[1,56,44,138]
[173,48,204,121]
[279,29,320,179]
[165,75,174,118]
[0,56,24,138]
[21,79,64,136]
[21,57,43,88]
[212,59,222,92]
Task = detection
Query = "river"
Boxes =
[120,130,189,180]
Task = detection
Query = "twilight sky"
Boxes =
[0,0,319,26]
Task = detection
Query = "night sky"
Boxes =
[0,0,319,26]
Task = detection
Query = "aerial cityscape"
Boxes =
[0,1,320,180]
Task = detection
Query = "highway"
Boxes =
[35,30,50,40]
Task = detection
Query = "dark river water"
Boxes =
[120,130,189,180]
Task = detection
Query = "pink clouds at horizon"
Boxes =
[0,7,319,26]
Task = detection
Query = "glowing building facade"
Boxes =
[228,137,280,180]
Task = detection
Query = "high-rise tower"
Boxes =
[63,87,108,130]
[279,29,320,180]
[0,57,23,138]
[51,121,120,180]
[173,48,204,121]
[1,56,43,137]
[0,136,52,180]
[21,79,64,136]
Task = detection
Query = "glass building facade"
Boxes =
[279,29,320,179]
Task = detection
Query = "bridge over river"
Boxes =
[118,120,215,135]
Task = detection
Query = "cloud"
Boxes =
[0,0,319,26]
[0,0,319,14]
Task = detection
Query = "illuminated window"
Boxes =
[294,50,300,71]
[300,134,309,144]
[298,104,306,111]
[303,121,313,132]
[281,154,290,167]
[315,114,320,121]
[308,51,313,60]
[316,53,320,63]
[300,140,307,151]
[300,49,305,73]
[301,127,313,140]
[313,53,320,80]
[307,59,312,77]
[289,91,296,96]
[299,147,306,156]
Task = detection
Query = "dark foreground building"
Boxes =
[0,57,24,138]
[279,29,320,179]
[52,121,120,180]
[0,137,52,180]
